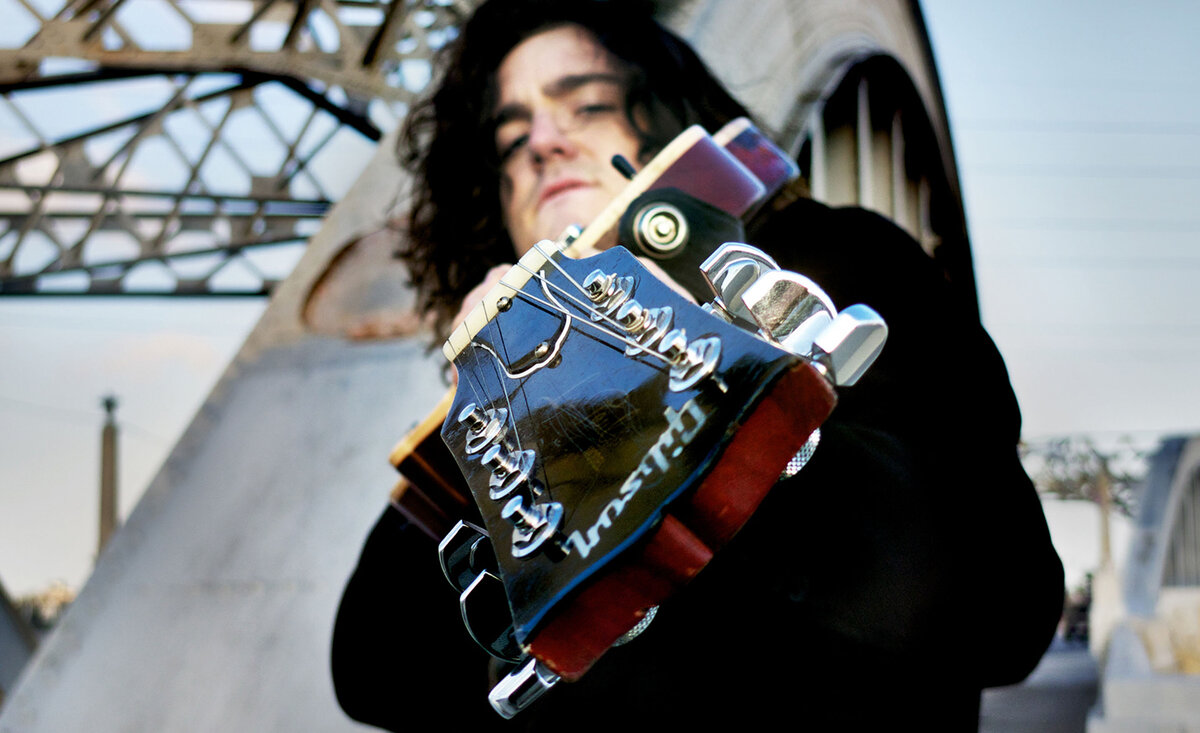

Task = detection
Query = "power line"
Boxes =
[0,395,169,445]
[971,217,1200,232]
[953,120,1200,136]
[964,163,1200,180]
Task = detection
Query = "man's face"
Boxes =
[494,25,642,256]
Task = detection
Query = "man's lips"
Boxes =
[538,179,591,207]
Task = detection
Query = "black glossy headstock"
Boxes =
[441,245,809,644]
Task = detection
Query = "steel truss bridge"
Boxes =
[0,0,469,296]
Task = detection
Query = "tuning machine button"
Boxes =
[460,570,522,663]
[739,269,836,356]
[489,657,560,719]
[810,304,888,387]
[438,520,495,592]
[699,242,782,323]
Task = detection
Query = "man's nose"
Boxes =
[527,109,577,163]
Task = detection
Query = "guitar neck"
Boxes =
[388,388,475,539]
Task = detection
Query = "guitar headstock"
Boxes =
[418,119,885,718]
[442,243,804,629]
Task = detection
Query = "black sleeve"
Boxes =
[748,199,1064,688]
[330,505,507,731]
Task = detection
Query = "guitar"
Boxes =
[386,120,887,716]
[388,118,795,538]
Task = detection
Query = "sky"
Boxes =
[1,1,1199,597]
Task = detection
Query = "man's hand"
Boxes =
[452,264,513,333]
[634,255,696,304]
[449,264,511,386]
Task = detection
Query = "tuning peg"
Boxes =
[739,269,836,356]
[481,444,537,501]
[810,304,888,387]
[460,570,522,662]
[437,520,494,592]
[489,657,561,719]
[458,403,509,455]
[501,495,564,559]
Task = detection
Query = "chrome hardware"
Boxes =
[633,202,689,256]
[582,269,636,321]
[558,224,583,248]
[614,299,646,330]
[481,444,525,476]
[459,404,509,455]
[437,520,493,592]
[700,301,734,324]
[457,403,487,431]
[501,495,564,559]
[583,269,608,300]
[740,269,836,356]
[669,336,721,392]
[613,605,659,646]
[489,657,560,719]
[482,445,537,501]
[699,241,887,388]
[652,328,722,391]
[810,304,888,387]
[700,242,781,323]
[781,429,821,478]
[622,305,673,357]
[460,570,522,662]
[657,328,690,364]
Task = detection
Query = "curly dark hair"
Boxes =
[397,0,750,339]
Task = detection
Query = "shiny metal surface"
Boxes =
[699,241,782,324]
[740,269,836,349]
[634,202,690,255]
[488,657,560,719]
[811,304,888,387]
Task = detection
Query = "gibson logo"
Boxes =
[565,398,709,559]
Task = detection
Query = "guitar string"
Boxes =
[452,298,524,464]
[486,313,526,456]
[458,299,497,428]
[461,252,683,507]
[528,241,654,346]
[505,260,674,370]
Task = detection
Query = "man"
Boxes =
[331,1,1064,729]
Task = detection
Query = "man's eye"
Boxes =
[576,103,618,118]
[498,134,528,162]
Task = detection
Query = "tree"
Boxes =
[1020,435,1150,518]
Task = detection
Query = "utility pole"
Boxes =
[1090,449,1122,660]
[98,395,119,555]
